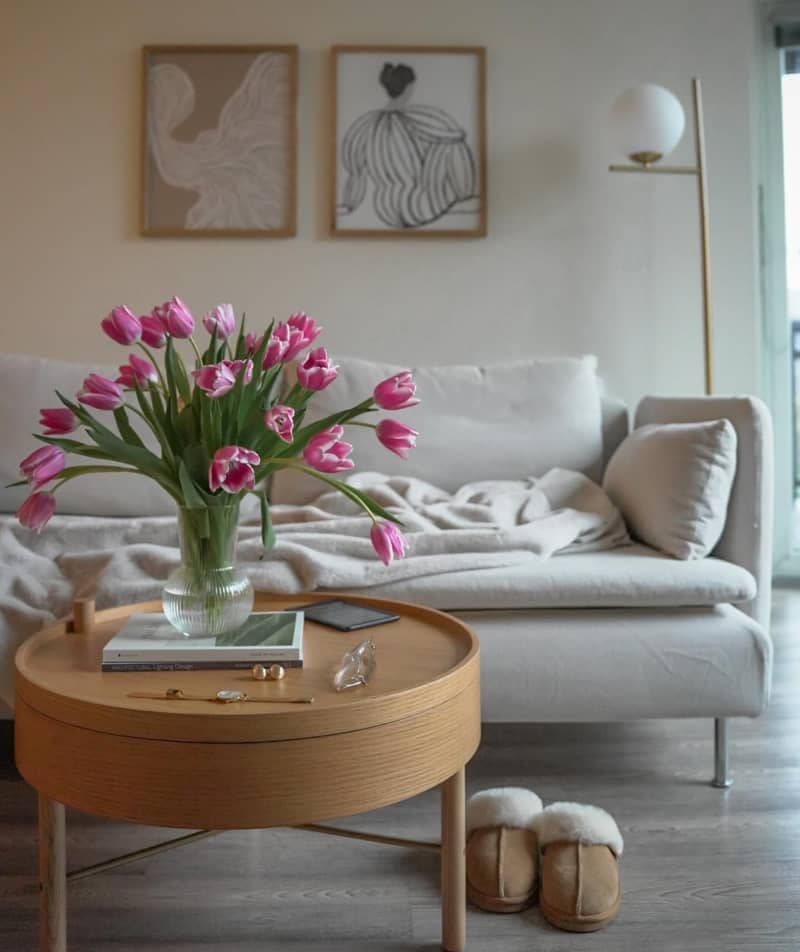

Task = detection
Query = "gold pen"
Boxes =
[128,688,314,704]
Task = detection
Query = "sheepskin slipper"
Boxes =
[465,787,543,913]
[533,802,623,933]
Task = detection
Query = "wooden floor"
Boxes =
[3,590,800,950]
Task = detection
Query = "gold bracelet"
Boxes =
[128,688,314,704]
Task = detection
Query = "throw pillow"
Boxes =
[602,419,738,560]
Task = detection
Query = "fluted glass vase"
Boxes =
[162,502,254,637]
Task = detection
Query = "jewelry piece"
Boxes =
[129,688,314,704]
[332,638,377,692]
[251,663,286,682]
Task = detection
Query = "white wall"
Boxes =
[1,0,760,411]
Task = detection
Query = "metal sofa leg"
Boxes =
[711,718,733,788]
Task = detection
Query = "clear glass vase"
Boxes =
[162,502,254,637]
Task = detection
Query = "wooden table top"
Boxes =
[16,591,480,745]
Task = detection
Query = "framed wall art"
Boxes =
[141,45,297,237]
[330,45,487,238]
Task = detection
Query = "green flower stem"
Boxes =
[178,503,241,574]
[188,336,203,365]
[136,343,168,392]
[51,465,141,492]
[175,502,244,631]
[124,403,151,425]
[276,460,378,524]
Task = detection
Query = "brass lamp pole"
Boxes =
[609,78,713,395]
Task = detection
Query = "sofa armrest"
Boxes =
[635,396,774,629]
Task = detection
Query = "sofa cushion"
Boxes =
[602,419,738,559]
[355,543,756,611]
[459,604,770,722]
[271,355,604,505]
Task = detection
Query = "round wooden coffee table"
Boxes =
[15,592,480,952]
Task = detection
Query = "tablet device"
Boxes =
[298,599,400,631]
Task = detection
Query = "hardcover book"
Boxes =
[102,611,304,672]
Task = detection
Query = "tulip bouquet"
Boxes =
[15,297,418,633]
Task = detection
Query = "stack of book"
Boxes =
[102,611,304,672]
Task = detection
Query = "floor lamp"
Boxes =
[608,79,713,395]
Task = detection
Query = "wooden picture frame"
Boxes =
[141,45,298,238]
[330,45,487,238]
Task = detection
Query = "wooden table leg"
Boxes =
[39,795,66,952]
[441,767,466,952]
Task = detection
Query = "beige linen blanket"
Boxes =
[0,468,628,708]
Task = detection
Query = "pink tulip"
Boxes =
[208,445,260,494]
[194,362,236,398]
[370,522,407,566]
[272,316,320,363]
[20,445,66,488]
[302,425,354,473]
[39,408,77,435]
[192,359,252,399]
[101,306,142,346]
[284,312,322,358]
[140,314,167,348]
[376,419,419,459]
[245,332,264,353]
[264,405,295,443]
[155,296,194,338]
[203,303,236,339]
[228,359,254,386]
[373,370,419,410]
[116,353,158,389]
[262,330,289,369]
[297,347,338,391]
[17,491,56,532]
[77,374,124,411]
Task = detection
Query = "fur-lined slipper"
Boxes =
[465,787,543,913]
[533,802,623,932]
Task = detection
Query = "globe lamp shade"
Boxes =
[609,83,686,166]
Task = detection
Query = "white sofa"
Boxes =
[0,353,773,787]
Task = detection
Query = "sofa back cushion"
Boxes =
[270,355,604,505]
[0,353,176,516]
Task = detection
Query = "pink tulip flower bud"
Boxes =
[245,332,264,353]
[17,491,56,533]
[296,347,339,391]
[227,359,253,386]
[276,315,321,363]
[157,296,194,338]
[262,331,289,369]
[193,362,236,399]
[373,370,419,410]
[101,306,142,346]
[302,425,354,473]
[376,419,419,459]
[285,312,322,354]
[116,354,158,390]
[192,359,251,399]
[264,405,295,443]
[203,303,236,339]
[370,522,407,566]
[140,314,167,348]
[19,445,66,488]
[77,374,124,411]
[208,445,260,494]
[39,408,77,436]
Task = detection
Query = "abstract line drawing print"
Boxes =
[147,52,291,231]
[337,62,480,230]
